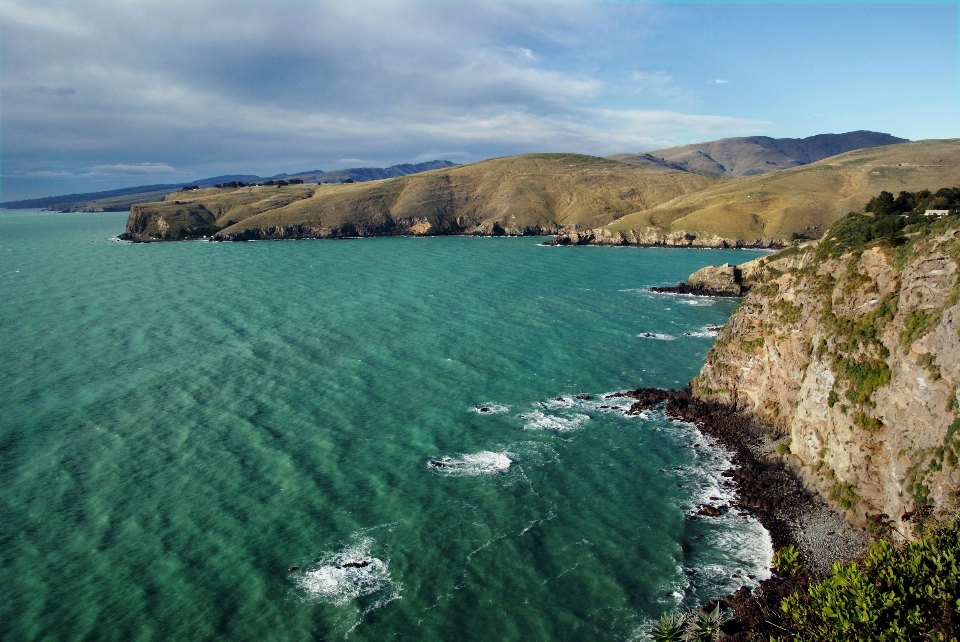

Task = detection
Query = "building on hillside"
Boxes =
[925,210,950,218]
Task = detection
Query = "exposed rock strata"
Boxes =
[546,226,784,249]
[651,263,747,297]
[692,231,960,535]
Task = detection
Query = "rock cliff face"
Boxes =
[547,226,784,249]
[693,227,960,534]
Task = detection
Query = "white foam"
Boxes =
[518,410,589,432]
[683,326,722,338]
[297,537,397,608]
[679,298,716,307]
[641,410,773,603]
[428,451,512,476]
[471,404,510,414]
[637,332,675,341]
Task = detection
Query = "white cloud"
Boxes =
[714,79,729,84]
[89,163,177,175]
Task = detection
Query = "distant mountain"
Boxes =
[2,161,459,211]
[609,131,908,177]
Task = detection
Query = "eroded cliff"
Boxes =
[693,221,960,534]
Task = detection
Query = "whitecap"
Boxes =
[471,404,510,414]
[678,298,716,307]
[428,451,512,476]
[518,411,589,432]
[637,332,675,341]
[683,326,722,338]
[297,537,396,607]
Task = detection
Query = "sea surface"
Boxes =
[0,209,771,641]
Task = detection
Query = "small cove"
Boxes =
[0,210,770,641]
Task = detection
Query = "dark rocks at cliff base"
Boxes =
[619,387,863,563]
[650,282,745,297]
[338,561,371,569]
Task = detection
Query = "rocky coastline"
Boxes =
[614,387,870,639]
[616,387,869,574]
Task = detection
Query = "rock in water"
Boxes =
[686,263,744,296]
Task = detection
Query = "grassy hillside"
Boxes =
[604,139,960,242]
[609,131,906,178]
[123,154,716,241]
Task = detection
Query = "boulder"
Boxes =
[687,263,744,296]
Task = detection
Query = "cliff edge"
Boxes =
[691,218,960,535]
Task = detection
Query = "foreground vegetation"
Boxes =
[649,519,959,641]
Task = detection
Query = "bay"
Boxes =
[0,209,770,641]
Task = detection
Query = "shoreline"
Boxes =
[615,387,870,577]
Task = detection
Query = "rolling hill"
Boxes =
[3,161,457,212]
[609,131,907,178]
[121,154,717,241]
[591,138,960,245]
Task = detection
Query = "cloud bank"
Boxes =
[2,1,954,200]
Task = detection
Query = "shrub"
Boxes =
[901,310,940,347]
[829,481,858,510]
[648,612,686,642]
[834,357,891,405]
[778,518,960,641]
[772,544,803,578]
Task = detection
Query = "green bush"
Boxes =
[901,310,940,347]
[779,519,960,641]
[834,357,891,405]
[773,544,804,578]
[648,612,685,642]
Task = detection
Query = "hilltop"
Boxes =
[556,139,959,247]
[120,154,716,241]
[609,131,906,178]
[2,161,456,213]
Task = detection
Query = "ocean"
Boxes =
[0,209,771,641]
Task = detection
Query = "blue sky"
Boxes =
[1,1,957,201]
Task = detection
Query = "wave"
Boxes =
[648,412,773,605]
[682,325,723,338]
[518,410,589,432]
[297,536,398,608]
[637,332,675,341]
[428,451,512,476]
[471,404,510,414]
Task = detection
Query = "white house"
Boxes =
[925,210,950,218]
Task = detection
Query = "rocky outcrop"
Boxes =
[692,232,960,535]
[650,263,750,297]
[546,226,784,249]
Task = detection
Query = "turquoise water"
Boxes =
[0,210,771,641]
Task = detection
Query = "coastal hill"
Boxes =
[609,130,907,178]
[2,160,457,213]
[688,207,960,535]
[123,140,959,246]
[560,138,960,247]
[121,154,716,241]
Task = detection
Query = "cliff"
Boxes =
[692,219,960,534]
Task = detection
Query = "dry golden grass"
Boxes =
[606,139,960,241]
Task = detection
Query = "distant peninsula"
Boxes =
[117,138,959,247]
[2,160,457,213]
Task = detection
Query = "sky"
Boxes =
[1,1,957,201]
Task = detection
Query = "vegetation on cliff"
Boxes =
[694,188,960,532]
